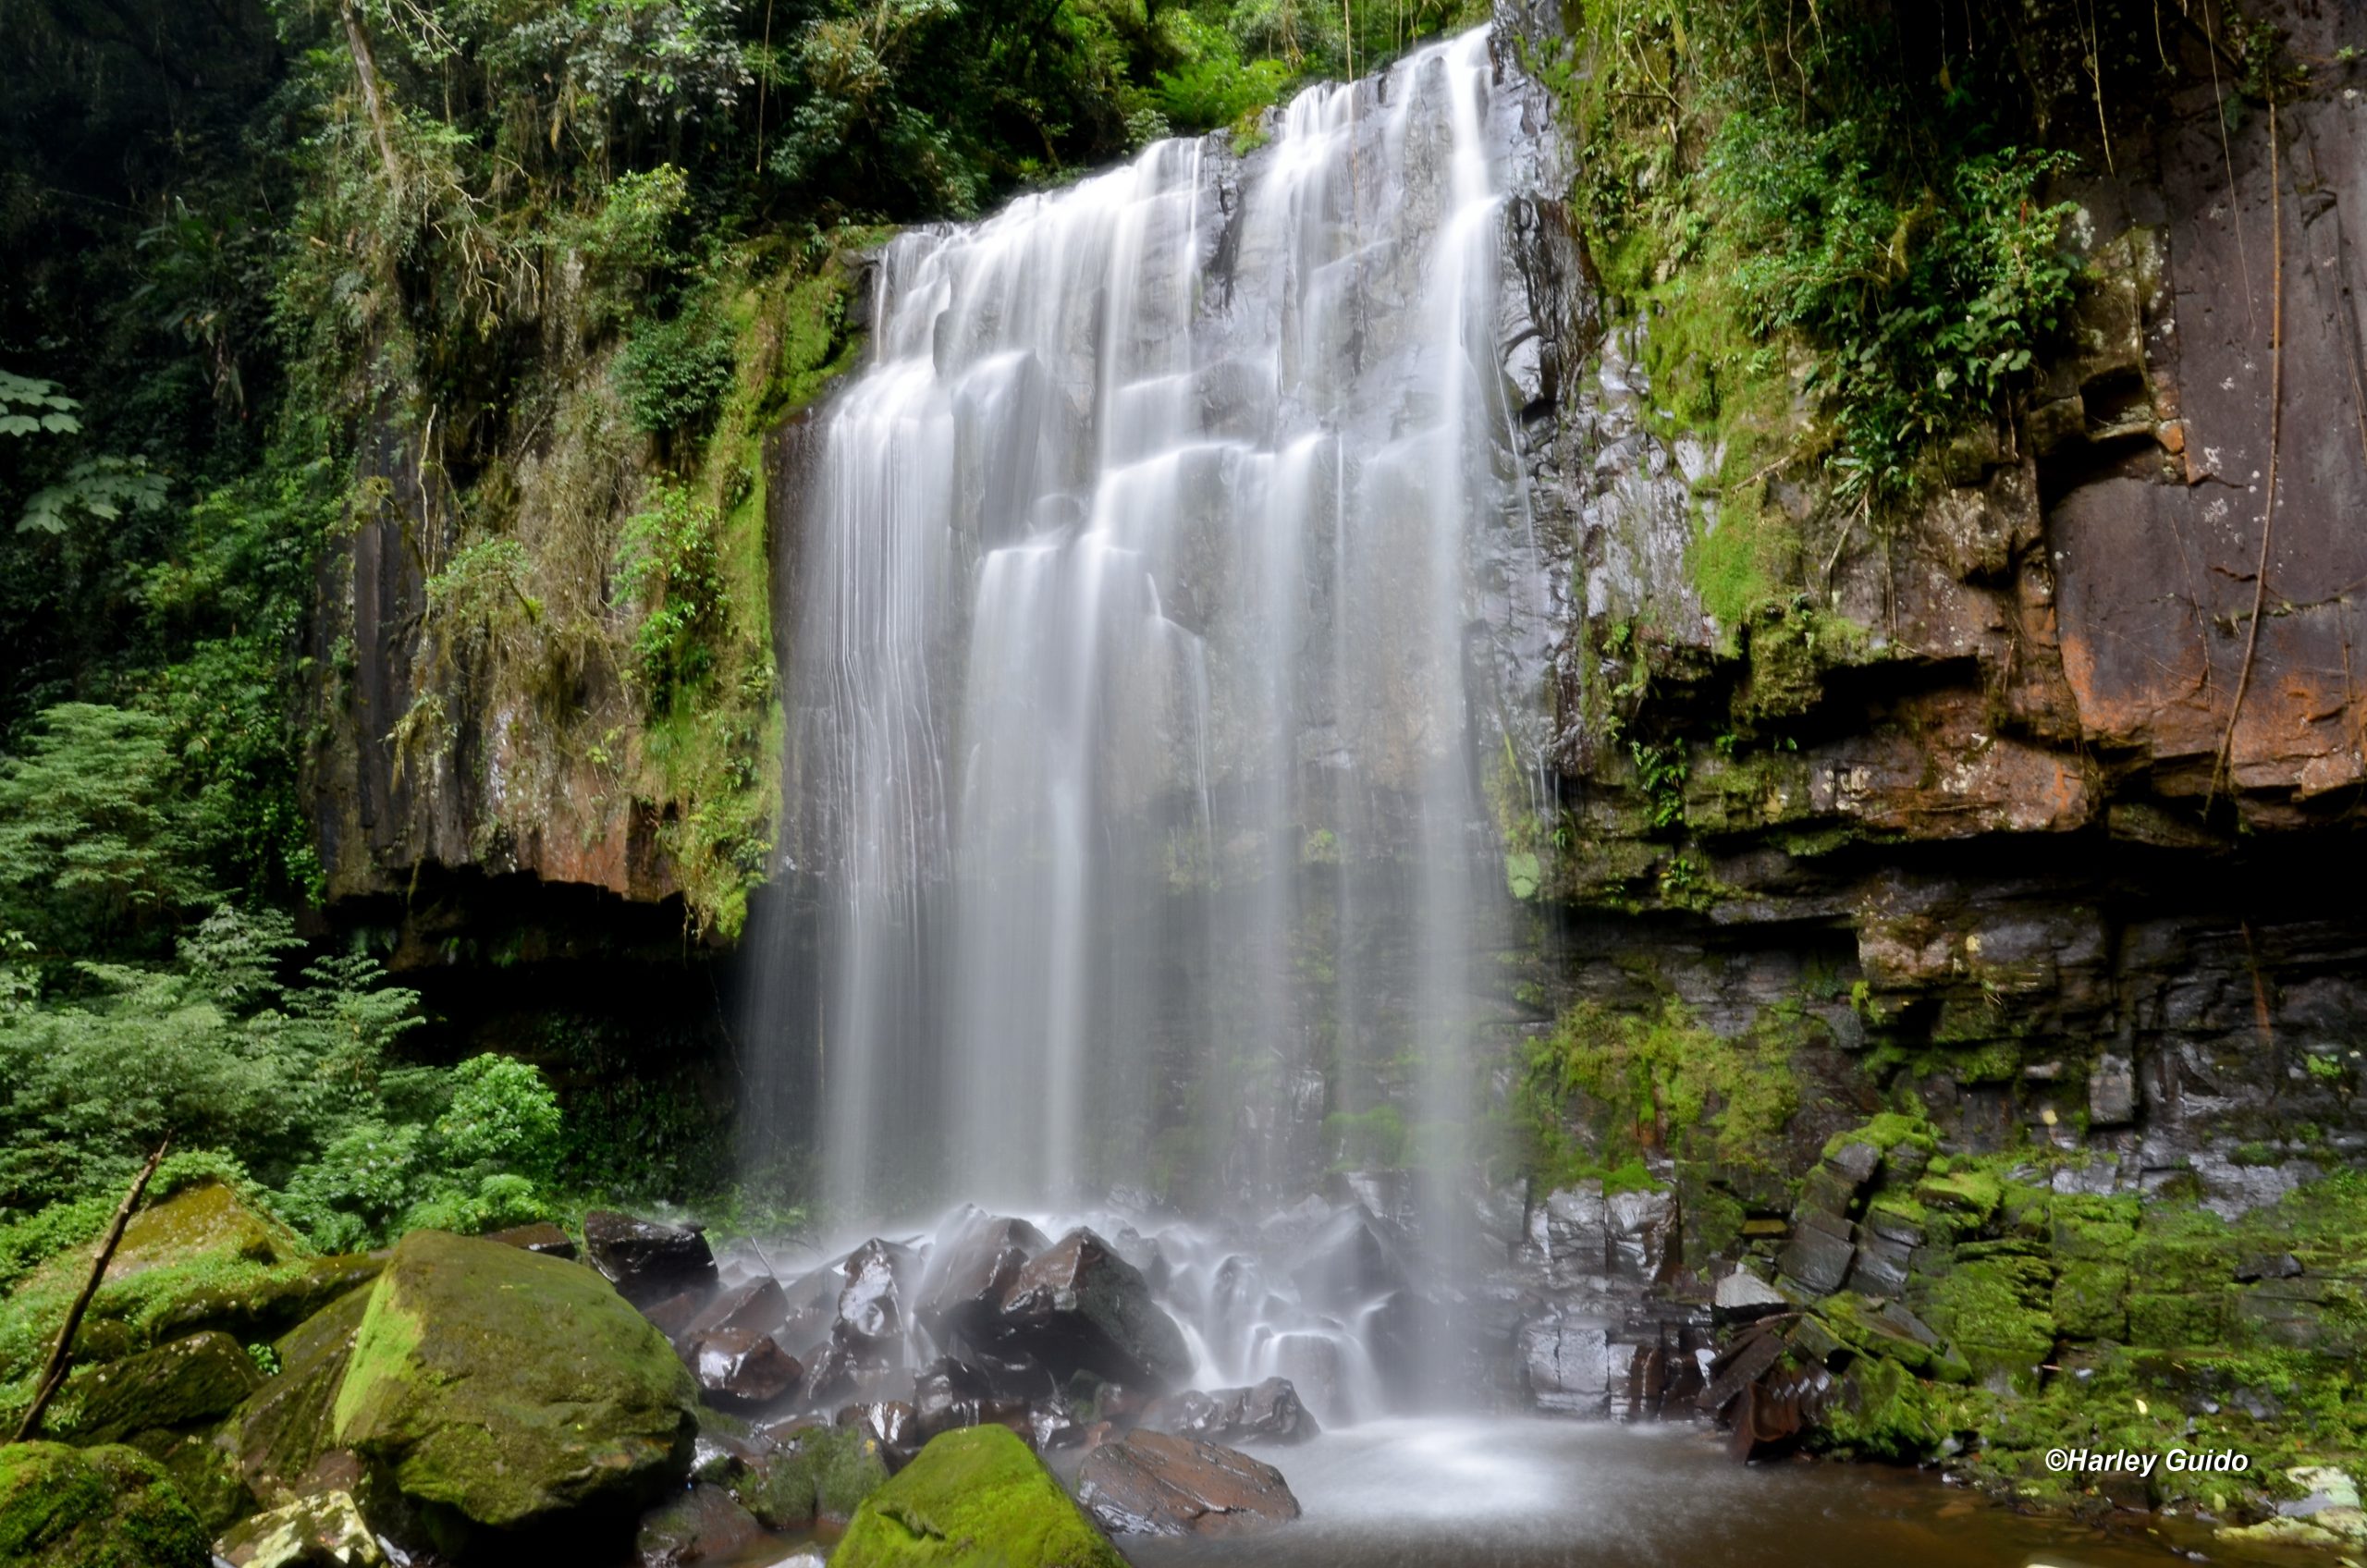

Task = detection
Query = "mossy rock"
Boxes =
[1818,1358,1944,1463]
[833,1425,1126,1568]
[229,1283,374,1507]
[1912,1248,2053,1387]
[331,1229,697,1533]
[0,1181,374,1401]
[1913,1169,2002,1221]
[2052,1259,2129,1341]
[106,1182,306,1280]
[127,1428,253,1535]
[50,1330,264,1445]
[730,1425,890,1527]
[214,1489,385,1568]
[0,1440,211,1567]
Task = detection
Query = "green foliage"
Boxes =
[1551,0,2108,591]
[614,484,730,715]
[1153,16,1294,131]
[615,307,740,435]
[0,705,207,953]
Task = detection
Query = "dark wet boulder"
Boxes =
[228,1284,373,1508]
[50,1329,264,1444]
[642,1287,714,1340]
[730,1426,892,1528]
[997,1229,1194,1391]
[1776,1209,1857,1296]
[482,1220,576,1258]
[916,1212,1048,1350]
[1074,1429,1301,1538]
[632,1483,763,1568]
[912,1356,995,1439]
[0,1440,211,1567]
[687,1277,788,1340]
[1140,1378,1318,1446]
[798,1335,904,1410]
[330,1229,698,1533]
[1025,1391,1085,1452]
[832,1424,1126,1568]
[837,1239,918,1350]
[214,1489,384,1567]
[836,1401,920,1460]
[685,1329,803,1412]
[584,1211,720,1308]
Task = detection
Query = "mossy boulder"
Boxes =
[329,1229,697,1532]
[107,1181,306,1280]
[730,1424,890,1527]
[0,1440,212,1567]
[229,1283,374,1507]
[833,1425,1127,1568]
[51,1329,264,1444]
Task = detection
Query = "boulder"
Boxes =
[632,1484,763,1568]
[129,1429,251,1532]
[730,1426,891,1528]
[109,1180,304,1280]
[583,1211,719,1308]
[483,1221,576,1259]
[0,1440,211,1567]
[915,1212,1048,1349]
[832,1425,1126,1568]
[834,1401,920,1457]
[1074,1429,1301,1537]
[684,1329,803,1411]
[1140,1378,1318,1446]
[997,1230,1193,1391]
[213,1489,384,1567]
[228,1284,373,1508]
[837,1239,917,1350]
[330,1229,698,1532]
[52,1329,264,1444]
[685,1277,787,1340]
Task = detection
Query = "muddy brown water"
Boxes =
[719,1418,2328,1568]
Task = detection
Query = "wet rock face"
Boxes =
[584,1211,720,1308]
[687,1329,804,1412]
[1074,1429,1301,1537]
[1142,1378,1319,1445]
[998,1229,1196,1392]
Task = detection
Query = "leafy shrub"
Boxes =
[0,704,207,952]
[613,484,729,714]
[614,307,739,435]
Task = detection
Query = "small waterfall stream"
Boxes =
[765,27,1545,1405]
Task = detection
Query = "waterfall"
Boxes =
[769,28,1535,1290]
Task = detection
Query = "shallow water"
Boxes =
[1104,1419,2300,1568]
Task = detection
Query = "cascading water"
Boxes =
[758,26,1545,1412]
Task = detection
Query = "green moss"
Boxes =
[1817,1357,1947,1463]
[48,1329,263,1445]
[0,1442,210,1568]
[1821,1112,1935,1165]
[732,1425,891,1527]
[1914,1169,2002,1222]
[1511,996,1798,1191]
[1913,1246,2053,1387]
[833,1425,1126,1568]
[331,1230,696,1532]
